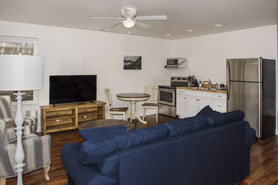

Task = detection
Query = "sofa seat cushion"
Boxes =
[61,143,118,185]
[79,124,168,164]
[207,110,245,127]
[79,125,126,141]
[165,116,208,137]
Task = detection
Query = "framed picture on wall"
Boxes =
[124,56,142,70]
[0,35,38,104]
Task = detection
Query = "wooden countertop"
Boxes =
[176,86,227,94]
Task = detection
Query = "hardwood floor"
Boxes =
[6,115,278,185]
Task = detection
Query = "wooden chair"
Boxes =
[142,86,159,122]
[104,89,128,120]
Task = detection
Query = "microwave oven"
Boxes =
[165,58,187,68]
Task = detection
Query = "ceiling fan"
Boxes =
[90,7,168,30]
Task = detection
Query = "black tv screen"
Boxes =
[49,75,97,104]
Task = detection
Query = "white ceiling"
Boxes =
[0,0,277,39]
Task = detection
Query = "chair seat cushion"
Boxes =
[142,103,158,107]
[110,107,128,111]
[79,125,127,141]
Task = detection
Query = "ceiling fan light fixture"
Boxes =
[122,17,136,28]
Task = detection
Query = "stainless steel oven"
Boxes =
[158,86,176,117]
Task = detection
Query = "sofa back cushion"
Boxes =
[79,125,126,141]
[79,124,169,164]
[196,105,221,117]
[165,116,208,138]
[207,110,245,127]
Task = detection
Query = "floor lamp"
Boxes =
[0,55,43,185]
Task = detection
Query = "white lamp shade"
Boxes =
[0,55,43,91]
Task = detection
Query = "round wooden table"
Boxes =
[116,93,150,124]
[79,119,135,131]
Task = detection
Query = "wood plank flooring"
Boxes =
[6,115,278,185]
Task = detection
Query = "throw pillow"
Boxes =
[79,125,127,141]
[207,110,245,127]
[196,105,221,117]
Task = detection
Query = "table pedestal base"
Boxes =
[129,100,147,124]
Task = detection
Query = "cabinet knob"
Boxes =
[83,115,87,119]
[56,119,60,122]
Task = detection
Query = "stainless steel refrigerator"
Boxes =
[226,58,276,139]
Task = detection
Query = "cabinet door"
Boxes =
[185,97,199,117]
[198,98,211,111]
[176,93,186,117]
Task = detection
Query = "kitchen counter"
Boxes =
[176,86,227,94]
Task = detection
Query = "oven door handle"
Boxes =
[159,89,175,93]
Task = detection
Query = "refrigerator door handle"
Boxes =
[227,61,231,100]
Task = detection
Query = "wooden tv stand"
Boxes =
[41,101,105,135]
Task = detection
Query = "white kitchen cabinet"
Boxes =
[176,89,227,118]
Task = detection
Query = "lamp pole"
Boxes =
[14,92,25,185]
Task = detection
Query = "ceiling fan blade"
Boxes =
[136,22,151,29]
[107,21,122,29]
[90,17,123,20]
[136,15,167,21]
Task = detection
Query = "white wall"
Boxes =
[172,25,277,83]
[0,21,277,125]
[172,25,278,133]
[0,21,172,116]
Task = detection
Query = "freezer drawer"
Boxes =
[227,81,261,138]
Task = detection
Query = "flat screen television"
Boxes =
[49,75,97,105]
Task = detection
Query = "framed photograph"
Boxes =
[124,56,142,70]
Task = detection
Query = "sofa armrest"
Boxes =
[244,122,256,147]
[5,134,51,174]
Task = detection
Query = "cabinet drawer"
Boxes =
[177,89,185,94]
[46,117,74,126]
[211,102,226,113]
[78,114,98,122]
[212,93,226,100]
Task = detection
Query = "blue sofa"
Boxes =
[61,108,256,185]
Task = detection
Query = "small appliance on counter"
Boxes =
[170,75,199,87]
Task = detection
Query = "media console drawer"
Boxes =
[41,101,105,135]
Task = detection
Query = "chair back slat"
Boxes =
[104,89,113,108]
[144,86,158,103]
